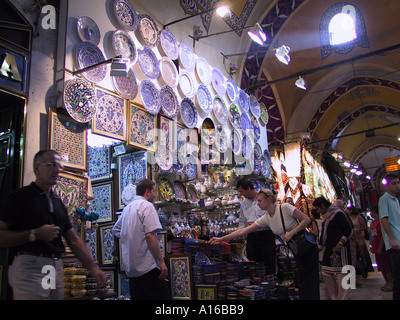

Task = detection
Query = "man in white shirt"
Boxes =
[113,179,170,300]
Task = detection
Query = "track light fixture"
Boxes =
[247,23,267,45]
[275,45,291,65]
[295,76,307,90]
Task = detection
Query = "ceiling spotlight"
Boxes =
[216,5,230,17]
[295,76,307,90]
[366,175,371,180]
[247,23,267,45]
[275,45,291,65]
[344,161,351,167]
[110,58,129,77]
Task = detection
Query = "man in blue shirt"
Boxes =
[379,173,400,300]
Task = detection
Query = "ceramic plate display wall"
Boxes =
[179,42,195,72]
[240,111,251,134]
[228,103,241,130]
[138,14,160,47]
[128,102,156,152]
[159,177,174,201]
[215,127,229,153]
[238,89,249,112]
[259,102,269,126]
[139,79,160,115]
[231,129,241,156]
[138,46,160,79]
[196,57,211,85]
[111,67,138,100]
[159,85,178,119]
[75,41,107,83]
[113,0,139,31]
[251,114,261,140]
[160,29,179,60]
[63,78,96,123]
[180,98,198,129]
[211,67,226,97]
[172,180,187,201]
[77,16,100,45]
[92,86,126,140]
[201,117,215,146]
[179,70,195,98]
[242,135,253,160]
[226,78,238,103]
[155,145,173,171]
[249,94,261,118]
[196,84,212,116]
[112,30,138,65]
[212,95,228,126]
[159,57,178,88]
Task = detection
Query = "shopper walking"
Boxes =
[210,188,320,300]
[236,178,276,275]
[313,196,353,300]
[0,149,106,300]
[379,173,400,300]
[112,178,171,300]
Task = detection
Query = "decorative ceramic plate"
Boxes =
[211,67,226,97]
[187,184,199,204]
[231,129,241,155]
[253,159,261,175]
[184,154,197,179]
[173,180,187,201]
[160,29,179,60]
[240,111,251,133]
[121,182,136,205]
[201,117,215,146]
[226,78,238,103]
[113,0,139,31]
[260,153,271,178]
[160,57,179,88]
[251,115,261,140]
[228,103,241,130]
[159,85,178,119]
[155,145,173,171]
[138,14,160,47]
[196,57,211,85]
[63,78,96,123]
[179,43,195,72]
[112,29,138,65]
[130,108,155,146]
[180,98,198,128]
[196,84,212,116]
[159,178,174,201]
[77,16,100,45]
[259,102,269,126]
[238,89,249,112]
[249,94,261,118]
[139,79,160,114]
[242,135,253,160]
[254,142,262,160]
[96,90,125,134]
[215,127,229,153]
[111,67,138,100]
[179,70,195,98]
[76,41,107,83]
[212,95,228,125]
[138,46,159,79]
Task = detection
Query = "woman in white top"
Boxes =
[209,188,320,300]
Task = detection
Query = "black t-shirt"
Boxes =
[0,182,73,256]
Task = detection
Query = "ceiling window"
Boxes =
[329,10,357,45]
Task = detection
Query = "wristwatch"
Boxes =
[28,229,36,242]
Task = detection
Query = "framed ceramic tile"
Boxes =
[127,102,156,152]
[49,109,87,171]
[98,223,116,266]
[85,229,98,262]
[195,284,217,300]
[92,86,127,141]
[91,181,113,223]
[158,115,174,152]
[102,268,117,293]
[167,254,193,300]
[118,272,131,299]
[117,151,148,208]
[87,145,112,182]
[157,232,167,258]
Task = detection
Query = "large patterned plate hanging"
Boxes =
[226,78,238,103]
[196,57,211,85]
[159,178,174,201]
[242,135,253,160]
[111,67,138,100]
[138,14,160,47]
[155,145,173,171]
[211,67,226,97]
[159,85,178,119]
[187,184,199,204]
[249,94,261,118]
[63,78,96,123]
[113,0,139,31]
[231,129,241,156]
[238,89,249,112]
[212,95,228,125]
[196,84,212,116]
[259,102,269,126]
[254,142,262,160]
[172,180,187,201]
[251,114,261,140]
[228,103,241,130]
[76,16,100,45]
[160,57,179,88]
[179,70,195,98]
[179,42,195,72]
[215,127,229,153]
[180,98,198,129]
[138,46,160,79]
[112,29,138,65]
[76,41,107,83]
[139,79,160,114]
[160,29,179,60]
[260,153,271,178]
[184,154,197,179]
[240,111,251,134]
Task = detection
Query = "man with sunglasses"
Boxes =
[0,149,106,299]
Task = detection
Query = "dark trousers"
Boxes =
[129,268,171,300]
[389,249,400,300]
[246,230,276,275]
[296,247,320,300]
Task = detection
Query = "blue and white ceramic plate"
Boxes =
[159,85,178,119]
[196,84,212,116]
[138,14,160,47]
[184,154,197,179]
[228,103,241,130]
[180,98,198,128]
[260,152,271,178]
[160,56,179,88]
[212,95,228,125]
[196,57,211,85]
[211,67,226,97]
[226,78,238,103]
[160,29,179,60]
[249,94,261,118]
[179,70,195,98]
[238,89,249,112]
[240,111,251,133]
[155,145,173,171]
[242,135,253,160]
[251,115,261,140]
[215,127,229,153]
[179,42,195,72]
[254,142,262,160]
[231,129,241,156]
[111,67,138,100]
[76,41,106,83]
[112,29,138,65]
[77,16,100,45]
[138,46,159,79]
[139,79,160,114]
[113,0,139,31]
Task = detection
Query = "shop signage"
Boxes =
[384,156,400,172]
